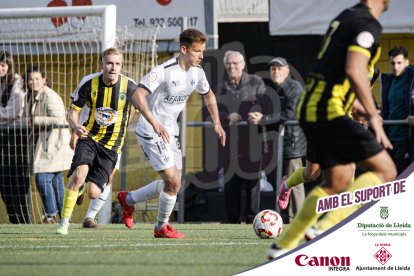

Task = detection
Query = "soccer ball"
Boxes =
[253,209,283,239]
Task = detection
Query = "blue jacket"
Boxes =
[381,65,414,158]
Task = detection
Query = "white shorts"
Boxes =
[136,132,182,172]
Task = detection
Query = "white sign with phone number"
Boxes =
[2,0,206,40]
[124,0,206,39]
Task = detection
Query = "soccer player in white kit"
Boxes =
[117,28,226,238]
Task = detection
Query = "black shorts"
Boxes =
[300,116,383,169]
[306,143,319,164]
[67,138,118,191]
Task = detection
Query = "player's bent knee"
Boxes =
[384,167,397,182]
[87,183,102,199]
[377,156,397,182]
[305,173,319,182]
[164,180,181,194]
[304,169,321,182]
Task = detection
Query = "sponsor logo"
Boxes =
[295,254,350,270]
[156,0,172,6]
[380,206,389,219]
[119,91,127,101]
[356,31,374,48]
[163,93,189,104]
[356,244,410,271]
[358,204,411,238]
[147,72,157,83]
[374,247,392,265]
[94,107,118,126]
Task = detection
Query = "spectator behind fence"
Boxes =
[0,50,31,223]
[380,46,414,175]
[25,65,73,224]
[248,57,307,224]
[217,50,268,224]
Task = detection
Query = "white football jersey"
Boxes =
[136,57,210,136]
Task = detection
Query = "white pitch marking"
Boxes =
[0,242,267,250]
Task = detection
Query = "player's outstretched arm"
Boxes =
[128,105,137,123]
[69,132,78,150]
[132,86,170,143]
[203,90,226,147]
[67,107,88,139]
[346,51,392,149]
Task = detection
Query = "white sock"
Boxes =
[84,185,111,220]
[156,190,176,230]
[127,180,165,205]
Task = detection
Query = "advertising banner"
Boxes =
[2,0,206,40]
[239,165,414,275]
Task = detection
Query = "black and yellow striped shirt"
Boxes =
[297,3,382,122]
[71,73,137,153]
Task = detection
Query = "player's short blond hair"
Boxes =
[101,47,123,61]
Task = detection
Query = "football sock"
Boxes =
[84,184,111,220]
[156,190,177,230]
[276,186,327,249]
[315,172,381,231]
[286,167,305,188]
[61,188,78,224]
[128,180,164,205]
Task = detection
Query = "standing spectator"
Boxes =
[217,50,267,224]
[248,57,306,223]
[0,50,31,224]
[381,46,414,175]
[25,65,73,224]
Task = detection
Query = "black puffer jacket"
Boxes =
[260,76,307,158]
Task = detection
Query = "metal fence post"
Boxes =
[275,124,285,214]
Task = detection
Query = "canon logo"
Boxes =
[295,254,350,267]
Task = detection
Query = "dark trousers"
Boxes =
[388,139,411,176]
[224,174,260,223]
[0,128,32,224]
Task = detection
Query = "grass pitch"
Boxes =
[0,223,276,276]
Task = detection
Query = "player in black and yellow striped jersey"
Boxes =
[57,47,137,235]
[277,65,380,212]
[71,72,135,153]
[268,0,396,259]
